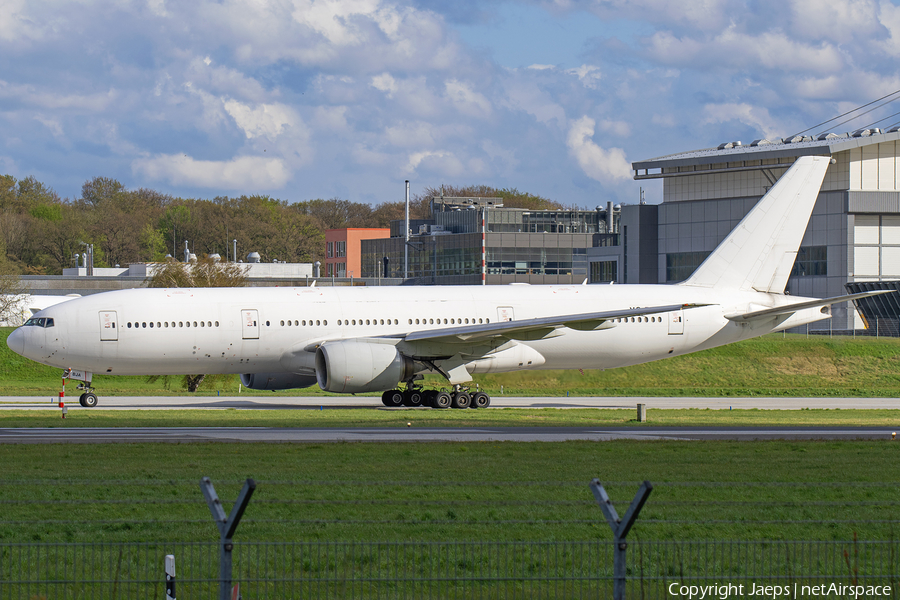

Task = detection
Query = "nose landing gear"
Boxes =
[77,384,98,408]
[62,369,99,408]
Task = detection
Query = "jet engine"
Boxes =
[315,340,414,393]
[240,372,318,391]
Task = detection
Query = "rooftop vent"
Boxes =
[852,127,881,137]
[247,252,261,263]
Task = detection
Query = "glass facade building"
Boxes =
[361,198,619,285]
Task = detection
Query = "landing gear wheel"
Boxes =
[471,392,490,408]
[451,392,471,409]
[423,390,438,408]
[402,390,424,407]
[433,391,452,409]
[79,392,98,408]
[382,389,404,407]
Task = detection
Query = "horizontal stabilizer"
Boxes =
[725,290,895,324]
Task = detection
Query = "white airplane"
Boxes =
[6,156,891,408]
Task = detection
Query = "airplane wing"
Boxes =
[394,303,711,344]
[724,290,895,324]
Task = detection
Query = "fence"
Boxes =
[2,478,900,599]
[788,316,900,337]
[1,539,898,599]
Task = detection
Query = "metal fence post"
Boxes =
[201,477,256,600]
[590,480,653,600]
[165,554,175,600]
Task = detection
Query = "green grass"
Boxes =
[0,441,898,544]
[1,407,900,428]
[4,328,900,397]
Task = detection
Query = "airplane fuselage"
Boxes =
[8,284,829,378]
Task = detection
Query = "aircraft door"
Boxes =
[497,306,515,322]
[668,310,684,335]
[99,311,118,341]
[242,309,260,340]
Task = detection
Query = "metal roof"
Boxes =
[633,128,900,175]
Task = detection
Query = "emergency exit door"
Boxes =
[99,311,118,341]
[242,309,260,339]
[668,310,684,335]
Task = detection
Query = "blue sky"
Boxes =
[3,0,900,208]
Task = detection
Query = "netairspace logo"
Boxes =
[667,582,892,599]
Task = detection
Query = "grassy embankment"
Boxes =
[0,441,897,543]
[3,327,900,397]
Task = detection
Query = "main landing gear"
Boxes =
[381,383,491,409]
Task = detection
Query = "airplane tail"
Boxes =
[681,155,831,293]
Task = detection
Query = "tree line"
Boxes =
[0,175,564,275]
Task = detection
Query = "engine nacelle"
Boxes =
[240,372,318,391]
[315,340,414,393]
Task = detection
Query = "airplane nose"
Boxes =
[7,327,25,357]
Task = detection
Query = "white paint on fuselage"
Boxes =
[10,284,830,379]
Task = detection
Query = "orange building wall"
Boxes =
[324,228,390,277]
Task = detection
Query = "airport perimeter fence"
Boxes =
[790,316,900,338]
[1,539,899,599]
[1,479,900,599]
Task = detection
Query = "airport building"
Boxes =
[596,127,900,333]
[359,197,619,285]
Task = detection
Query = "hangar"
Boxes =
[590,128,900,333]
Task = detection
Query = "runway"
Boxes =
[0,426,895,443]
[0,395,897,410]
[0,395,896,444]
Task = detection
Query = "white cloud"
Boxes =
[0,80,115,111]
[369,74,442,118]
[576,0,730,31]
[566,65,601,89]
[501,79,566,127]
[566,116,632,183]
[701,103,781,140]
[406,150,466,176]
[313,106,350,132]
[203,0,462,72]
[147,0,169,18]
[133,154,291,190]
[371,73,398,96]
[223,100,300,140]
[790,0,883,44]
[877,0,900,55]
[33,116,64,139]
[646,27,845,73]
[598,119,631,137]
[444,79,492,118]
[384,122,437,148]
[651,113,676,127]
[0,0,52,43]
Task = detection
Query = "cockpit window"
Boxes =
[23,317,53,328]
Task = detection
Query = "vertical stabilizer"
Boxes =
[681,155,830,293]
